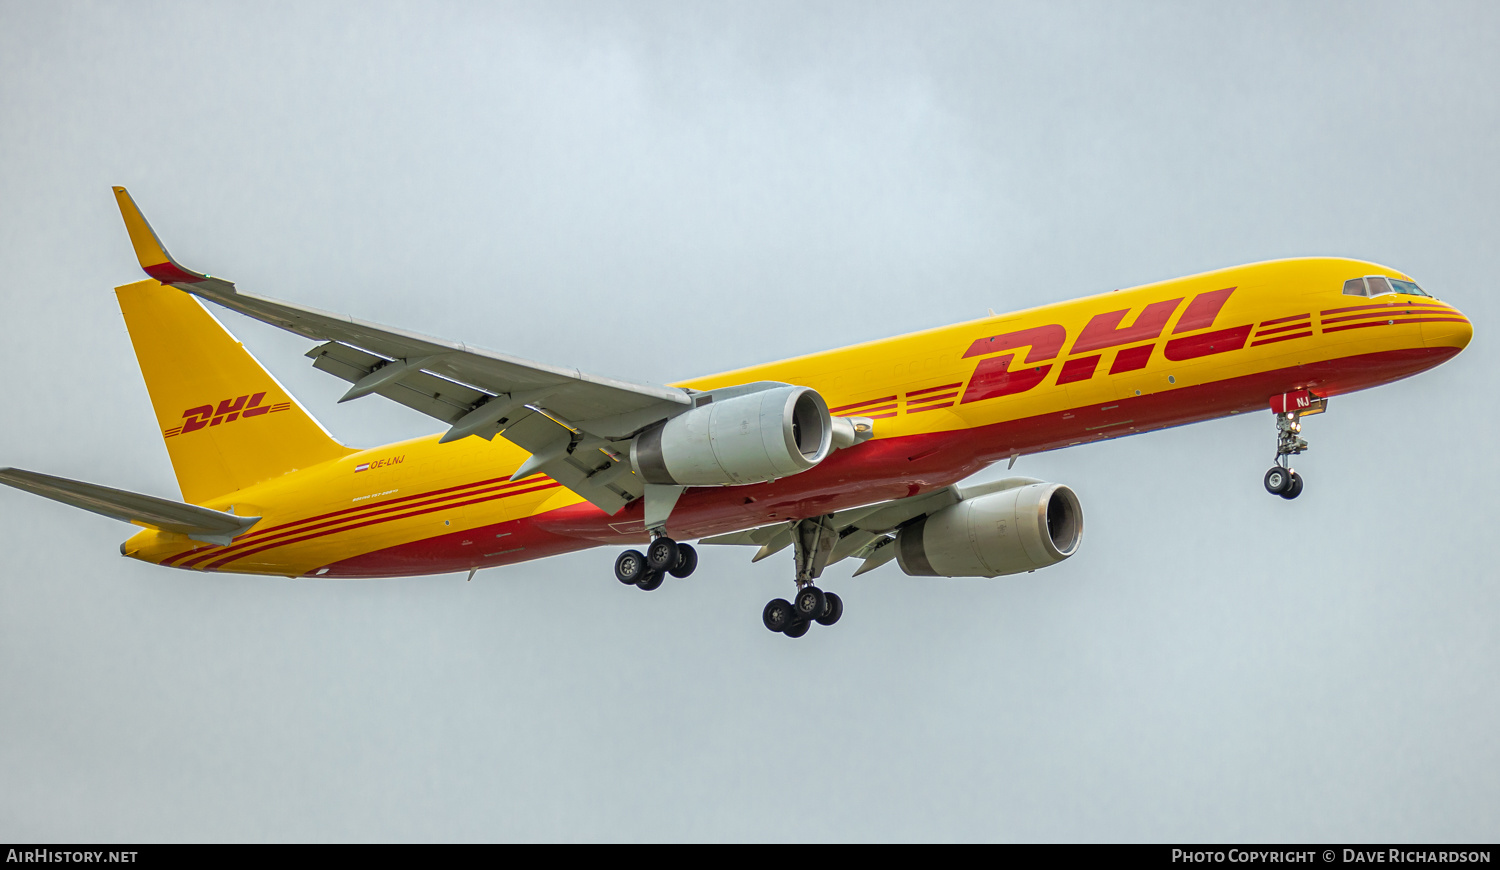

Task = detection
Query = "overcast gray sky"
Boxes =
[1,0,1496,842]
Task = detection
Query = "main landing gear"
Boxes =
[762,587,843,638]
[761,515,844,639]
[614,536,698,591]
[1263,407,1309,500]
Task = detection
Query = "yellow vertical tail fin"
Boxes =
[116,278,355,504]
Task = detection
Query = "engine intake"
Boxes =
[896,483,1083,577]
[632,385,832,486]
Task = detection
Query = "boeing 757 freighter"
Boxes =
[0,189,1472,637]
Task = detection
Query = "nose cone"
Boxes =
[1422,306,1473,352]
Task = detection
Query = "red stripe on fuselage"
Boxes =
[1322,316,1469,334]
[1254,321,1312,337]
[907,392,959,405]
[178,478,560,569]
[164,475,558,568]
[830,395,898,413]
[906,383,962,397]
[1320,302,1457,316]
[1250,331,1314,347]
[1259,312,1311,327]
[1321,309,1456,327]
[201,481,564,571]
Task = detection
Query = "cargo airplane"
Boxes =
[0,189,1473,637]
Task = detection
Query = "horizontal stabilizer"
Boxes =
[0,468,260,546]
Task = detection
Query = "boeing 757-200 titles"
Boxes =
[0,189,1473,637]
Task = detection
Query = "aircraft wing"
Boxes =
[113,187,693,514]
[702,477,1043,576]
[0,468,260,546]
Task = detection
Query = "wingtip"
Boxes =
[111,187,207,285]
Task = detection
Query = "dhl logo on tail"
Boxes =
[162,392,291,438]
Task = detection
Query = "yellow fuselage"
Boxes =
[123,257,1471,578]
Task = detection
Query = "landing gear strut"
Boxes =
[761,515,844,638]
[614,535,697,591]
[1263,402,1316,500]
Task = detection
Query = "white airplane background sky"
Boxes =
[1,1,1495,842]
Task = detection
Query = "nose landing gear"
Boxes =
[1263,392,1324,501]
[1263,464,1303,499]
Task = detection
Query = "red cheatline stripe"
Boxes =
[1323,316,1468,335]
[1251,331,1313,347]
[907,391,959,405]
[830,395,898,414]
[161,547,213,567]
[905,382,962,398]
[1322,309,1453,326]
[177,477,556,569]
[203,481,563,571]
[163,474,552,567]
[869,412,898,419]
[1254,321,1312,337]
[210,473,527,544]
[907,402,954,413]
[1320,302,1456,316]
[1259,312,1311,327]
[852,403,898,415]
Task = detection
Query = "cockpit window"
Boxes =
[1389,279,1430,297]
[1341,275,1431,298]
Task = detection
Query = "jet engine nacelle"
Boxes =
[631,385,833,486]
[896,483,1084,577]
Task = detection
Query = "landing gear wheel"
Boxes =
[614,549,647,585]
[1264,466,1292,495]
[815,592,843,627]
[668,543,698,579]
[762,598,794,633]
[636,569,665,591]
[646,537,679,572]
[1280,471,1304,500]
[793,586,826,621]
[783,620,811,639]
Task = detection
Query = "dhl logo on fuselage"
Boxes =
[162,392,291,438]
[832,287,1256,419]
[959,286,1246,404]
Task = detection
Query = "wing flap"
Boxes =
[308,342,490,424]
[0,468,260,546]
